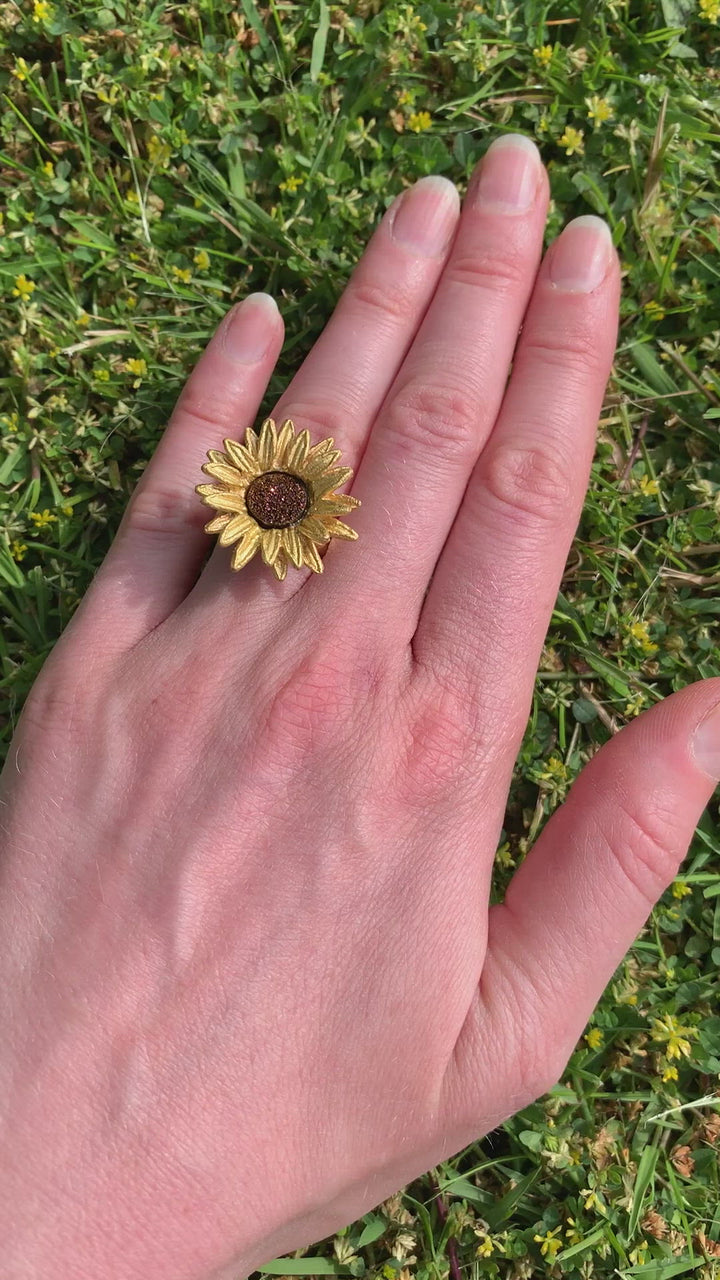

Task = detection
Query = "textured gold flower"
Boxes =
[196,417,361,579]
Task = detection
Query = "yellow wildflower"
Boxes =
[627,620,658,654]
[533,44,553,65]
[476,1235,493,1258]
[644,299,665,322]
[407,111,432,133]
[33,0,54,20]
[585,1027,604,1050]
[12,57,30,81]
[580,1188,606,1215]
[534,1227,562,1259]
[662,1064,679,1082]
[397,88,414,106]
[77,310,90,327]
[699,0,719,19]
[124,294,137,309]
[193,248,210,271]
[2,412,20,432]
[147,135,172,167]
[279,174,304,193]
[10,541,27,561]
[126,357,147,378]
[30,509,57,528]
[42,160,55,177]
[12,274,36,302]
[672,880,691,899]
[629,1242,649,1266]
[171,265,192,283]
[61,504,73,516]
[565,1219,583,1246]
[586,95,613,125]
[639,474,660,496]
[624,690,646,718]
[559,126,584,155]
[652,1013,698,1061]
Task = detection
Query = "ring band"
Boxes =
[196,417,361,581]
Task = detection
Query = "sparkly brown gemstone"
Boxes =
[245,471,310,529]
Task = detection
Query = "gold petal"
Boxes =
[304,449,342,478]
[207,449,231,466]
[224,438,259,473]
[315,494,361,514]
[257,417,277,469]
[260,527,282,565]
[275,419,295,465]
[300,535,324,573]
[284,526,304,567]
[285,428,310,470]
[243,425,261,457]
[313,467,354,496]
[323,518,359,541]
[218,513,254,546]
[197,488,247,514]
[231,528,260,570]
[202,461,244,485]
[204,513,231,534]
[300,515,331,543]
[272,552,288,581]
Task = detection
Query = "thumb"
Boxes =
[475,678,720,1107]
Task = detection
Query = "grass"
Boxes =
[1,0,720,1275]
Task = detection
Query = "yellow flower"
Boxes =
[12,274,36,301]
[12,57,30,80]
[10,540,27,561]
[279,174,304,193]
[61,504,73,516]
[533,44,553,65]
[629,1242,649,1266]
[397,88,414,106]
[585,1028,604,1050]
[29,509,57,528]
[42,160,55,177]
[534,1228,562,1259]
[565,1218,583,1246]
[559,126,584,155]
[476,1235,493,1258]
[644,299,665,322]
[148,135,172,167]
[624,690,646,718]
[627,620,658,654]
[171,265,192,283]
[580,1188,606,1215]
[33,0,54,20]
[94,367,110,382]
[639,474,660,496]
[652,1013,697,1061]
[586,95,613,125]
[126,357,147,378]
[672,880,691,899]
[196,417,361,580]
[407,110,432,133]
[699,0,719,19]
[662,1064,679,1082]
[2,412,20,432]
[194,248,210,271]
[77,310,90,327]
[124,294,138,309]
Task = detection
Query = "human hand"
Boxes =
[1,135,718,1280]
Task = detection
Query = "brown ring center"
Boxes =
[245,471,310,529]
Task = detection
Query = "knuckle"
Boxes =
[395,676,477,806]
[482,441,574,528]
[446,246,529,295]
[521,326,602,377]
[270,399,348,443]
[349,275,415,325]
[384,382,480,465]
[601,795,685,909]
[127,484,201,539]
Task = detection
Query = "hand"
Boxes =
[1,135,718,1280]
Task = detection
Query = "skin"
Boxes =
[1,137,718,1280]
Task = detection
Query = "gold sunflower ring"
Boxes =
[196,417,361,581]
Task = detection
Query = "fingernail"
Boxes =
[549,215,613,293]
[219,292,280,362]
[691,702,720,779]
[391,175,460,257]
[470,134,541,213]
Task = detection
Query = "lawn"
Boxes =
[1,0,720,1276]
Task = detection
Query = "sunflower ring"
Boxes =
[196,417,361,581]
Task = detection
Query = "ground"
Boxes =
[1,1,719,1276]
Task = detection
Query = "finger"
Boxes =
[442,680,720,1138]
[319,134,549,618]
[188,175,461,608]
[76,293,284,649]
[413,216,620,763]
